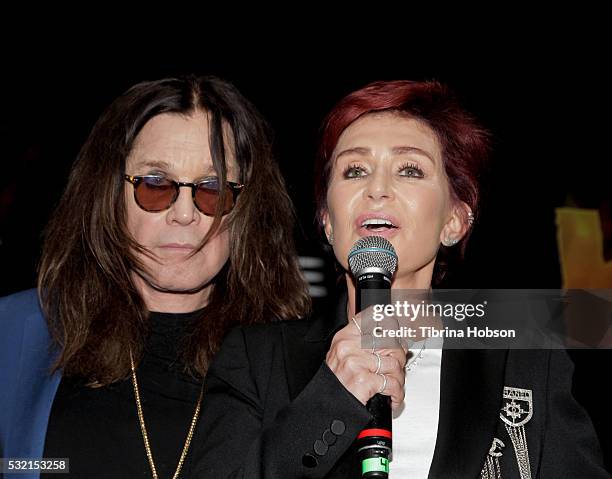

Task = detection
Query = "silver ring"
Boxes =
[372,351,382,374]
[377,372,387,394]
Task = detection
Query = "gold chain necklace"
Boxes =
[129,350,204,479]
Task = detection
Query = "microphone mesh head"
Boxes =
[348,236,398,278]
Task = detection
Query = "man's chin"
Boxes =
[149,280,211,295]
[134,270,212,295]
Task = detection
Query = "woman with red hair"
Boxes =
[194,81,608,478]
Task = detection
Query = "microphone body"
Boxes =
[348,237,398,478]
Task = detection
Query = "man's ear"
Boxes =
[439,201,472,245]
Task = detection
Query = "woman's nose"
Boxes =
[365,170,394,201]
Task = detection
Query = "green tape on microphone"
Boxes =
[362,457,389,474]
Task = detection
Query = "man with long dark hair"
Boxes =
[0,75,310,478]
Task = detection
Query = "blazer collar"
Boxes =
[428,348,508,478]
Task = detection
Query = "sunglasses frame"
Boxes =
[124,174,244,216]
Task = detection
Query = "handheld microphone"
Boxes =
[348,236,398,478]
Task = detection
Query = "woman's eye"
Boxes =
[399,164,425,178]
[343,165,367,179]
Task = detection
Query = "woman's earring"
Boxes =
[443,237,458,247]
[467,211,475,226]
[327,228,334,245]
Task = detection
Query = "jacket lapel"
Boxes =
[495,350,547,478]
[428,349,508,479]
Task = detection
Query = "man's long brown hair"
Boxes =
[38,76,310,385]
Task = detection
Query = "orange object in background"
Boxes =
[556,207,612,347]
[556,207,612,288]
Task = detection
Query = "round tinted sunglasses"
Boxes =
[124,174,244,216]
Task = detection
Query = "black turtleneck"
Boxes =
[42,309,205,478]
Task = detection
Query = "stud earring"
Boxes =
[443,237,458,246]
[467,212,475,226]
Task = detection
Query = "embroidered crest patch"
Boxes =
[500,386,533,427]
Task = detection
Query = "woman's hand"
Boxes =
[325,313,407,409]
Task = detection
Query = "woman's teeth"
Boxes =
[361,219,397,230]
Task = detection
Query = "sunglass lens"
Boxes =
[195,180,234,215]
[135,177,176,212]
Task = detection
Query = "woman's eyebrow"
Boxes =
[335,147,371,160]
[335,146,435,165]
[391,146,436,165]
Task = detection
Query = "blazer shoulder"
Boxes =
[212,317,316,373]
[0,288,41,313]
[221,318,313,357]
[243,317,313,338]
[0,288,45,332]
[0,288,51,372]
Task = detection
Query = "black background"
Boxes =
[1,31,610,468]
